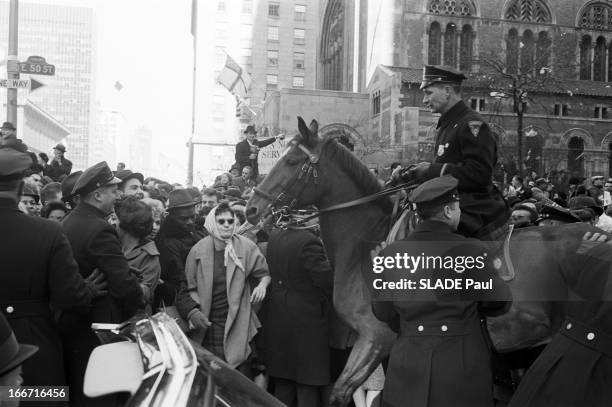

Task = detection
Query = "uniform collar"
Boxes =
[74,201,108,219]
[438,100,468,129]
[414,219,456,234]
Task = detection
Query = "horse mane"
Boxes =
[321,138,393,214]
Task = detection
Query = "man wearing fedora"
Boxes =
[235,125,283,178]
[0,121,17,145]
[44,144,72,182]
[154,189,204,312]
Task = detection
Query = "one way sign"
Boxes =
[0,78,45,92]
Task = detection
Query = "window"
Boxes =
[268,26,279,41]
[217,1,226,12]
[292,76,304,88]
[294,52,305,69]
[595,105,609,119]
[295,4,306,21]
[372,90,381,116]
[428,0,474,16]
[443,23,457,67]
[580,36,592,80]
[460,25,473,71]
[554,103,569,116]
[268,2,280,17]
[242,0,253,14]
[267,50,278,67]
[470,98,485,112]
[266,74,278,89]
[294,28,305,45]
[428,22,442,65]
[504,0,551,23]
[594,37,607,82]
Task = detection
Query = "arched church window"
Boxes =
[505,0,552,23]
[506,28,519,74]
[580,2,612,30]
[535,31,551,72]
[460,25,473,71]
[580,35,593,80]
[520,30,535,74]
[444,23,458,67]
[594,36,607,81]
[428,22,442,65]
[428,0,474,16]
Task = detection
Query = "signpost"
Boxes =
[19,56,55,76]
[0,77,44,91]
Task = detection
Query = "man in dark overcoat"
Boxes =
[394,65,509,240]
[264,225,334,407]
[0,145,105,390]
[60,161,144,406]
[372,176,512,407]
[509,233,612,407]
[235,125,282,178]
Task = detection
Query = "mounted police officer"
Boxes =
[372,175,512,407]
[393,65,509,240]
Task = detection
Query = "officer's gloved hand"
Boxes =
[410,162,431,181]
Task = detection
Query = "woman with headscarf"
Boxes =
[180,202,270,374]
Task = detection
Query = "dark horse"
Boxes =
[247,117,605,406]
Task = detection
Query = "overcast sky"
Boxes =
[30,0,194,180]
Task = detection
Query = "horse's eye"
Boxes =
[285,157,299,166]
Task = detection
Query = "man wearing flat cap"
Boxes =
[372,175,511,407]
[235,125,283,178]
[393,65,509,240]
[115,169,145,199]
[44,143,72,182]
[60,161,145,405]
[0,144,106,390]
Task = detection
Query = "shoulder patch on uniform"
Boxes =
[468,121,483,137]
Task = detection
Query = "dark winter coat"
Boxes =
[235,137,277,177]
[0,198,92,387]
[44,157,72,181]
[154,215,203,311]
[60,201,144,405]
[264,229,334,386]
[372,220,512,407]
[510,241,612,407]
[424,100,509,237]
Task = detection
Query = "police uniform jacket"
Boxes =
[264,228,334,386]
[235,137,277,176]
[0,197,92,387]
[424,101,509,237]
[372,220,512,407]
[510,241,612,407]
[60,201,144,405]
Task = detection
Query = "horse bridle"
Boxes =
[253,138,420,229]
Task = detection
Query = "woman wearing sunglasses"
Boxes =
[179,201,271,376]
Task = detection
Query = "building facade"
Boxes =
[0,1,96,169]
[319,0,612,181]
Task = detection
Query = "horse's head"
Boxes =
[247,117,326,223]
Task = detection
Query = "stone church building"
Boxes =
[311,0,612,181]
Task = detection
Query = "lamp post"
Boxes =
[7,0,19,125]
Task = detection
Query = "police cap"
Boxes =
[410,175,460,209]
[61,170,82,201]
[420,65,467,90]
[72,161,122,196]
[535,204,580,225]
[0,147,33,181]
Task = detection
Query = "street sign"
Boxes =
[0,77,45,92]
[19,56,55,76]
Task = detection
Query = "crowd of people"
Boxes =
[0,128,343,407]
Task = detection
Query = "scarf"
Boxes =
[204,206,245,272]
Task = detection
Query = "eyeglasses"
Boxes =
[217,218,235,225]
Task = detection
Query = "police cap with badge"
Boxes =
[72,161,122,196]
[535,204,580,225]
[409,175,460,209]
[420,65,467,90]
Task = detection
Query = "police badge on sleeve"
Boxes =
[468,121,483,137]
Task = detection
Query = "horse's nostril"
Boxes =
[246,207,258,217]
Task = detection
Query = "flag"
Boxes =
[216,54,251,99]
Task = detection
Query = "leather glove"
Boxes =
[188,309,211,330]
[403,162,431,182]
[84,268,108,298]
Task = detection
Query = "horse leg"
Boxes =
[329,323,395,406]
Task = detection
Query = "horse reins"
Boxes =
[253,139,419,228]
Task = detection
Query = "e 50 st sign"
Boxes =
[19,56,55,76]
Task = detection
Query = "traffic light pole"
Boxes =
[7,0,18,125]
